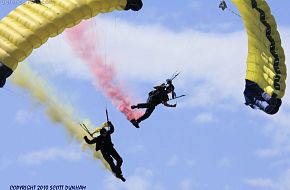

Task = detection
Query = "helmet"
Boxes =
[102,122,108,128]
[100,128,107,135]
[166,79,172,84]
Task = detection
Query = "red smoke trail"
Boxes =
[65,21,142,121]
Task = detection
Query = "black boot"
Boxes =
[130,119,140,128]
[32,0,41,4]
[115,173,126,182]
[131,105,137,109]
[124,0,143,11]
[115,167,126,182]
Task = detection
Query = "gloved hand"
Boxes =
[107,121,112,127]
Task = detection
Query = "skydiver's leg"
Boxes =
[254,99,268,110]
[254,99,275,114]
[136,103,151,108]
[102,152,117,174]
[136,106,155,123]
[262,92,278,106]
[124,0,143,11]
[267,99,282,115]
[131,103,151,109]
[31,0,41,4]
[261,92,271,101]
[110,148,123,175]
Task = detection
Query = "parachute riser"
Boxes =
[80,123,93,138]
[168,71,180,83]
[105,108,109,123]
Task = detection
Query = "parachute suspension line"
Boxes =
[219,0,241,18]
[103,18,109,110]
[226,7,241,18]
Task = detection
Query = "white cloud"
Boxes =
[0,157,13,170]
[15,110,33,123]
[269,159,290,169]
[25,17,290,162]
[256,147,280,158]
[27,17,290,112]
[218,157,232,168]
[0,147,82,170]
[276,169,290,190]
[192,112,217,124]
[180,178,193,190]
[126,144,145,154]
[166,155,196,168]
[17,147,82,165]
[24,17,290,166]
[102,168,165,190]
[27,17,252,111]
[223,185,234,190]
[188,0,202,10]
[256,111,290,157]
[245,178,274,188]
[185,159,196,167]
[192,22,236,32]
[167,155,179,166]
[245,169,290,190]
[15,108,38,123]
[26,33,91,81]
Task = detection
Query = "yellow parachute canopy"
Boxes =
[232,0,286,99]
[0,0,142,81]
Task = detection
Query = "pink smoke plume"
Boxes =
[65,21,142,120]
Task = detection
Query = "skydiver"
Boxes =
[244,79,281,114]
[130,79,177,128]
[124,0,143,11]
[83,121,126,182]
[219,0,227,11]
[0,63,13,88]
[31,0,41,4]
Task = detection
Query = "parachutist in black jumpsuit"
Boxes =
[84,121,125,182]
[131,83,176,128]
[31,0,41,4]
[124,0,143,11]
[0,63,13,88]
[244,79,281,114]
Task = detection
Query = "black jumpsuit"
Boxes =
[135,88,169,123]
[243,79,281,114]
[84,122,123,175]
[0,63,13,88]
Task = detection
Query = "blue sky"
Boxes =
[1,0,290,190]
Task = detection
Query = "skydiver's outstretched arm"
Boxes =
[162,101,176,108]
[84,136,97,144]
[107,121,114,134]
